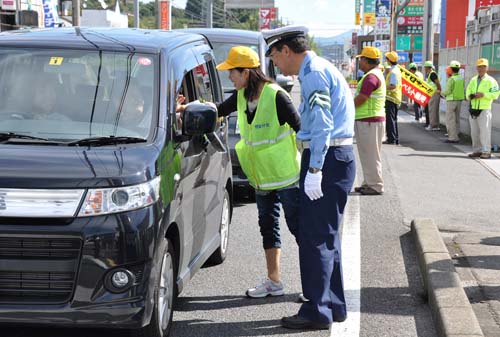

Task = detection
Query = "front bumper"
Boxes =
[0,205,161,328]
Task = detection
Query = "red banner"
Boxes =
[160,1,170,30]
[399,65,435,107]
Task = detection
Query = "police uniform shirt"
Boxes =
[297,51,355,169]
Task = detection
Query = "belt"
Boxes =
[296,137,353,152]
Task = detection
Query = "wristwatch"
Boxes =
[308,167,321,174]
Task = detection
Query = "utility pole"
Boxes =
[72,0,80,26]
[207,0,213,28]
[390,0,411,50]
[133,0,139,28]
[422,0,433,65]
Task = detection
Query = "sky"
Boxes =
[170,0,357,38]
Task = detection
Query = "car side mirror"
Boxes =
[183,103,217,136]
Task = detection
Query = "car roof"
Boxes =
[0,28,208,54]
[176,28,263,45]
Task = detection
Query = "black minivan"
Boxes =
[0,28,232,337]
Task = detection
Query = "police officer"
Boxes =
[263,25,355,330]
[441,60,465,143]
[466,58,500,159]
[424,60,442,130]
[353,46,386,196]
[383,51,402,145]
[408,62,424,122]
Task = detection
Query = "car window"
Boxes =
[193,63,214,103]
[0,48,157,141]
[211,42,259,93]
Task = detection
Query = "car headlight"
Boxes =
[78,177,160,217]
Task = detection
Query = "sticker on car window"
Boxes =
[49,57,64,66]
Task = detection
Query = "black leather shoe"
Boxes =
[281,314,330,330]
[333,314,347,322]
[359,186,383,195]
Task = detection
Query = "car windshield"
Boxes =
[0,48,156,142]
[211,42,259,93]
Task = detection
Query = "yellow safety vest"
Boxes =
[466,74,500,110]
[235,83,300,190]
[385,65,402,105]
[355,68,386,120]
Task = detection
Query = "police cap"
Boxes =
[262,25,309,57]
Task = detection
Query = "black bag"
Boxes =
[469,103,482,118]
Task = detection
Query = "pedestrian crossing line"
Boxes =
[330,194,361,337]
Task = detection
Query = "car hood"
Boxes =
[0,143,160,189]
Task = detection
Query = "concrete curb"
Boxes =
[411,218,484,337]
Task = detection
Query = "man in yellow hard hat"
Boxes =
[441,60,464,143]
[465,58,500,159]
[353,46,386,195]
[383,51,402,145]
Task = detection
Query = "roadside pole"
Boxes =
[422,0,433,66]
[207,0,213,28]
[133,0,139,28]
[390,0,410,51]
[72,0,80,26]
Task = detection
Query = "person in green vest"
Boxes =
[353,46,386,195]
[408,63,424,122]
[441,60,465,143]
[383,51,402,145]
[466,58,500,159]
[215,46,302,297]
[424,60,442,130]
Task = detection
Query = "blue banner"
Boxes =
[43,0,60,28]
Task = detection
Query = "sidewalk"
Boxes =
[397,110,500,337]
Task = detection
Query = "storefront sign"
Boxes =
[397,16,423,26]
[398,25,423,35]
[1,0,16,10]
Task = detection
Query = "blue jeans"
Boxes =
[255,186,300,249]
[298,145,356,324]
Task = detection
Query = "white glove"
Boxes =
[304,171,323,201]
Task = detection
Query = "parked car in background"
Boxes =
[177,28,296,198]
[0,28,232,337]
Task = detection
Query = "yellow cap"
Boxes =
[385,51,399,63]
[356,46,381,60]
[477,58,489,67]
[216,46,260,70]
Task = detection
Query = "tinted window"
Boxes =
[0,48,157,141]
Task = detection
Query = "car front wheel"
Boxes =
[132,238,176,337]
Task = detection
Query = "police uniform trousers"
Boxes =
[297,145,356,324]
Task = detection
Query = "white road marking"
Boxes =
[330,194,361,337]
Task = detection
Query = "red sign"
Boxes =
[476,0,500,8]
[259,7,277,30]
[397,16,423,26]
[160,1,170,30]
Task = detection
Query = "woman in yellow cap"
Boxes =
[216,46,302,298]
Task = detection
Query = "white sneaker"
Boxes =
[425,125,432,131]
[246,278,284,298]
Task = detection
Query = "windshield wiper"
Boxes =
[0,132,49,142]
[67,136,147,147]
